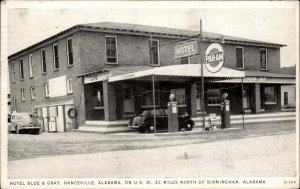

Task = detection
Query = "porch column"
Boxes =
[190,82,198,117]
[103,81,117,121]
[254,83,261,114]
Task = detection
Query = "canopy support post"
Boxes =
[242,78,245,130]
[150,35,157,135]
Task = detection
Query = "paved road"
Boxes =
[8,133,296,178]
[8,121,295,161]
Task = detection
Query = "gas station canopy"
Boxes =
[108,64,245,82]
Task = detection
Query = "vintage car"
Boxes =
[9,111,41,134]
[128,109,194,133]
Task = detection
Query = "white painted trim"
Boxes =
[105,35,118,64]
[66,78,73,94]
[30,86,35,100]
[21,88,25,101]
[28,54,34,78]
[44,83,50,98]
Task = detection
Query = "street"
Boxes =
[7,121,297,178]
[8,133,296,178]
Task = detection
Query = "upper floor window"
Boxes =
[21,88,25,101]
[41,49,47,74]
[181,57,190,64]
[30,86,35,100]
[28,54,34,78]
[19,59,24,80]
[236,47,244,69]
[105,36,118,64]
[66,78,73,94]
[150,39,160,66]
[44,83,49,98]
[260,49,268,70]
[53,44,59,70]
[67,38,73,66]
[11,62,16,82]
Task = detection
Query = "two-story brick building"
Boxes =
[8,22,295,132]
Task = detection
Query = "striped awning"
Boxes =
[108,64,245,82]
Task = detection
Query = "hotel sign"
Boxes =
[84,72,109,84]
[174,41,198,59]
[205,43,224,73]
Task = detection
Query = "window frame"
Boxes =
[19,58,24,80]
[13,97,17,111]
[93,83,104,109]
[21,88,25,101]
[264,86,276,105]
[141,90,161,108]
[260,48,268,70]
[44,83,50,98]
[66,78,73,94]
[52,44,59,71]
[41,49,47,74]
[149,39,160,66]
[284,92,288,105]
[170,88,186,106]
[11,62,16,83]
[66,38,74,67]
[105,35,118,64]
[207,89,221,106]
[236,46,244,69]
[30,86,35,100]
[28,54,34,78]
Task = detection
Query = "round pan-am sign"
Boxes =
[205,43,224,73]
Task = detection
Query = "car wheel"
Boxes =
[138,128,146,133]
[184,122,193,131]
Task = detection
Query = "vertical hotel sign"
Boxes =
[205,43,224,73]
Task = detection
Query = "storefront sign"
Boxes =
[174,41,198,59]
[205,43,224,73]
[84,73,109,84]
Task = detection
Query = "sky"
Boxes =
[5,1,299,68]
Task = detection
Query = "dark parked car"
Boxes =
[128,109,194,133]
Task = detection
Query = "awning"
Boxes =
[34,100,74,108]
[108,64,245,82]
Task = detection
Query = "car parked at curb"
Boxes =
[128,109,194,133]
[9,111,41,134]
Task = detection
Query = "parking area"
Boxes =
[8,121,296,161]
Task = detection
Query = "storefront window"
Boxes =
[181,57,190,64]
[207,89,220,106]
[141,90,160,107]
[170,88,186,106]
[264,86,276,104]
[93,83,104,109]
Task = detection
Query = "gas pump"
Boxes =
[221,93,230,129]
[167,94,179,132]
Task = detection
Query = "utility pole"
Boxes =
[199,19,205,129]
[149,35,157,135]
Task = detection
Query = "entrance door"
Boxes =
[243,87,250,109]
[123,84,135,113]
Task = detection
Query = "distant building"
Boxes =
[281,65,296,108]
[8,22,296,132]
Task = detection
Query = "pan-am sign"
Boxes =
[174,41,198,59]
[205,43,224,73]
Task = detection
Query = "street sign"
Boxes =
[174,41,198,59]
[205,43,224,73]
